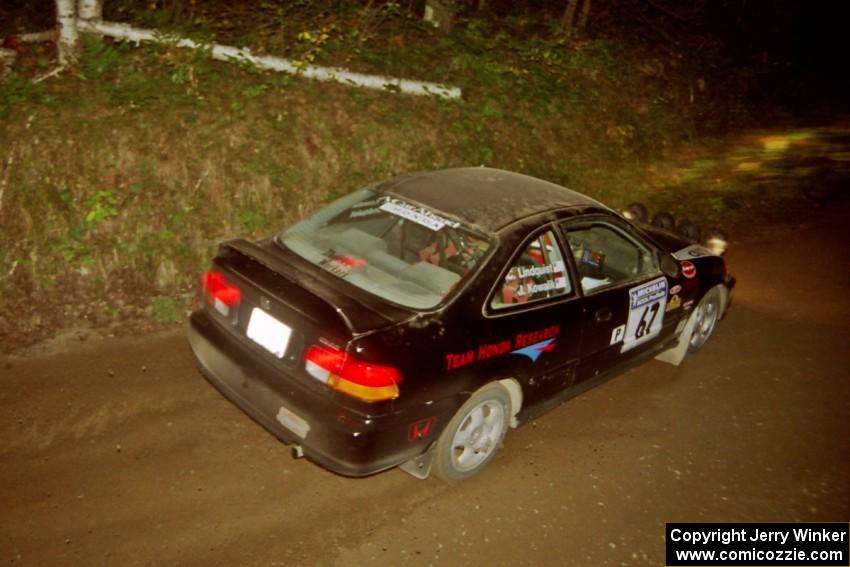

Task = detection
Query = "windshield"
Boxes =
[276,190,492,309]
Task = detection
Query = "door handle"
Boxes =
[594,307,612,323]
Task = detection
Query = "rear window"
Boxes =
[276,190,493,309]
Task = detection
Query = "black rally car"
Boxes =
[188,168,735,481]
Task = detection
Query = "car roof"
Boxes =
[373,167,609,232]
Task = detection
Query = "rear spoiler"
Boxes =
[220,238,405,336]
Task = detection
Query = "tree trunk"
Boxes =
[423,0,457,32]
[56,0,78,65]
[577,0,591,30]
[562,0,578,35]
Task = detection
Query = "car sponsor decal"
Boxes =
[445,324,560,370]
[445,350,476,370]
[580,248,605,268]
[347,198,385,219]
[610,324,626,345]
[680,260,697,279]
[683,299,694,311]
[673,244,715,260]
[669,284,682,295]
[379,197,460,231]
[511,338,557,362]
[514,325,561,349]
[621,276,667,353]
[666,294,681,311]
[317,254,366,278]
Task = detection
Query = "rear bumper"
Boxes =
[187,310,418,477]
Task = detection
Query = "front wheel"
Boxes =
[432,383,511,482]
[688,287,721,352]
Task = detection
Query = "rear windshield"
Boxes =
[276,190,493,309]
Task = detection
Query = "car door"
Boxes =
[474,227,584,408]
[560,216,674,383]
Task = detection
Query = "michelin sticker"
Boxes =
[621,276,667,352]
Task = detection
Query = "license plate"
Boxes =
[246,307,292,359]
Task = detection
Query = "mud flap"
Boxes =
[654,308,699,367]
[398,444,435,480]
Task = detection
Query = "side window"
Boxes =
[490,230,572,310]
[564,223,658,293]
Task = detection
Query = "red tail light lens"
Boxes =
[304,344,401,402]
[201,271,243,316]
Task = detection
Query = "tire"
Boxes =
[688,287,721,353]
[624,202,648,224]
[676,219,701,243]
[651,211,675,231]
[432,383,512,482]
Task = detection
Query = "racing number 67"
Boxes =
[635,302,660,339]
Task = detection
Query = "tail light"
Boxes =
[201,271,243,316]
[304,344,401,402]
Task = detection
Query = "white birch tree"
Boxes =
[56,0,79,65]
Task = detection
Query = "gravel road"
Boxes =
[2,204,849,566]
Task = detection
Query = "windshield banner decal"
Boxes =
[379,197,461,231]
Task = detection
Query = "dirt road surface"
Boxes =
[2,204,849,566]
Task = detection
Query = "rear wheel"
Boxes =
[432,383,511,481]
[688,287,721,352]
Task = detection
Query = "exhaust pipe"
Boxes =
[291,445,304,459]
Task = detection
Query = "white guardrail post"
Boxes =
[40,1,461,98]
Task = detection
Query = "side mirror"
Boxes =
[660,253,680,279]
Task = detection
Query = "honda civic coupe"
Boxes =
[188,167,735,481]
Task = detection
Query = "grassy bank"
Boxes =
[1,6,844,351]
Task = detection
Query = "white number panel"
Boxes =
[621,276,667,353]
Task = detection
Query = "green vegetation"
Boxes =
[0,2,846,349]
[151,296,182,323]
